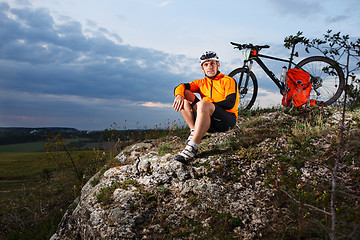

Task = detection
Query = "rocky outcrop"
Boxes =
[50,136,275,239]
[51,109,360,239]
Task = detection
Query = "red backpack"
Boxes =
[282,69,312,108]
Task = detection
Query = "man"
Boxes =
[172,51,239,163]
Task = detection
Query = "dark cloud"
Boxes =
[0,2,192,129]
[0,3,192,99]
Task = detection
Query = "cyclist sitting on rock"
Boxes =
[172,51,239,163]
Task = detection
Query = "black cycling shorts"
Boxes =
[192,97,237,133]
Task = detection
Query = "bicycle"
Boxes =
[228,40,345,110]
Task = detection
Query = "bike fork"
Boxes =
[239,62,253,94]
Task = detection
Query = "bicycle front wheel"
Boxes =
[296,56,345,105]
[228,68,258,110]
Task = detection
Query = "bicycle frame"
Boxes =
[231,41,345,109]
[242,44,299,91]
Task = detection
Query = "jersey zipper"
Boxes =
[210,80,213,98]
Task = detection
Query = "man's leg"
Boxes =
[191,100,215,144]
[180,100,195,130]
[179,90,197,129]
[174,100,215,163]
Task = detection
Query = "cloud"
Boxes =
[157,1,171,8]
[140,102,172,108]
[0,2,193,129]
[0,2,193,101]
[12,0,31,7]
[268,0,322,19]
[256,88,283,108]
[325,15,350,23]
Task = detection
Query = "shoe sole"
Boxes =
[173,155,194,164]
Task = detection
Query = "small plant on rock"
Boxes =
[97,182,120,205]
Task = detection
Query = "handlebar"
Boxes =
[230,42,270,51]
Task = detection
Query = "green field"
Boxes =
[0,139,108,239]
[0,141,46,153]
[0,139,95,201]
[0,152,52,178]
[0,151,55,201]
[0,138,94,153]
[0,145,65,239]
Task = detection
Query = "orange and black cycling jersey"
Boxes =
[174,72,239,118]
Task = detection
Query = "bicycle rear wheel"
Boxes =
[228,68,258,110]
[296,56,345,105]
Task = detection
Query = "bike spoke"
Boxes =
[297,56,344,105]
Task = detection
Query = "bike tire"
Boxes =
[228,68,258,110]
[296,56,345,105]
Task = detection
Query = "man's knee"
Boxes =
[182,99,193,111]
[196,101,215,114]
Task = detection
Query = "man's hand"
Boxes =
[172,95,184,112]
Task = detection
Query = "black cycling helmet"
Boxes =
[199,51,219,65]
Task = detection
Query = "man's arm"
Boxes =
[213,93,237,109]
[174,83,191,97]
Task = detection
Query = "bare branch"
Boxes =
[279,189,332,216]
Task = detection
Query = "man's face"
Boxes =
[201,60,220,77]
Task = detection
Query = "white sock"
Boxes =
[187,141,198,150]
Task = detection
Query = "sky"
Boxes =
[0,0,359,130]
